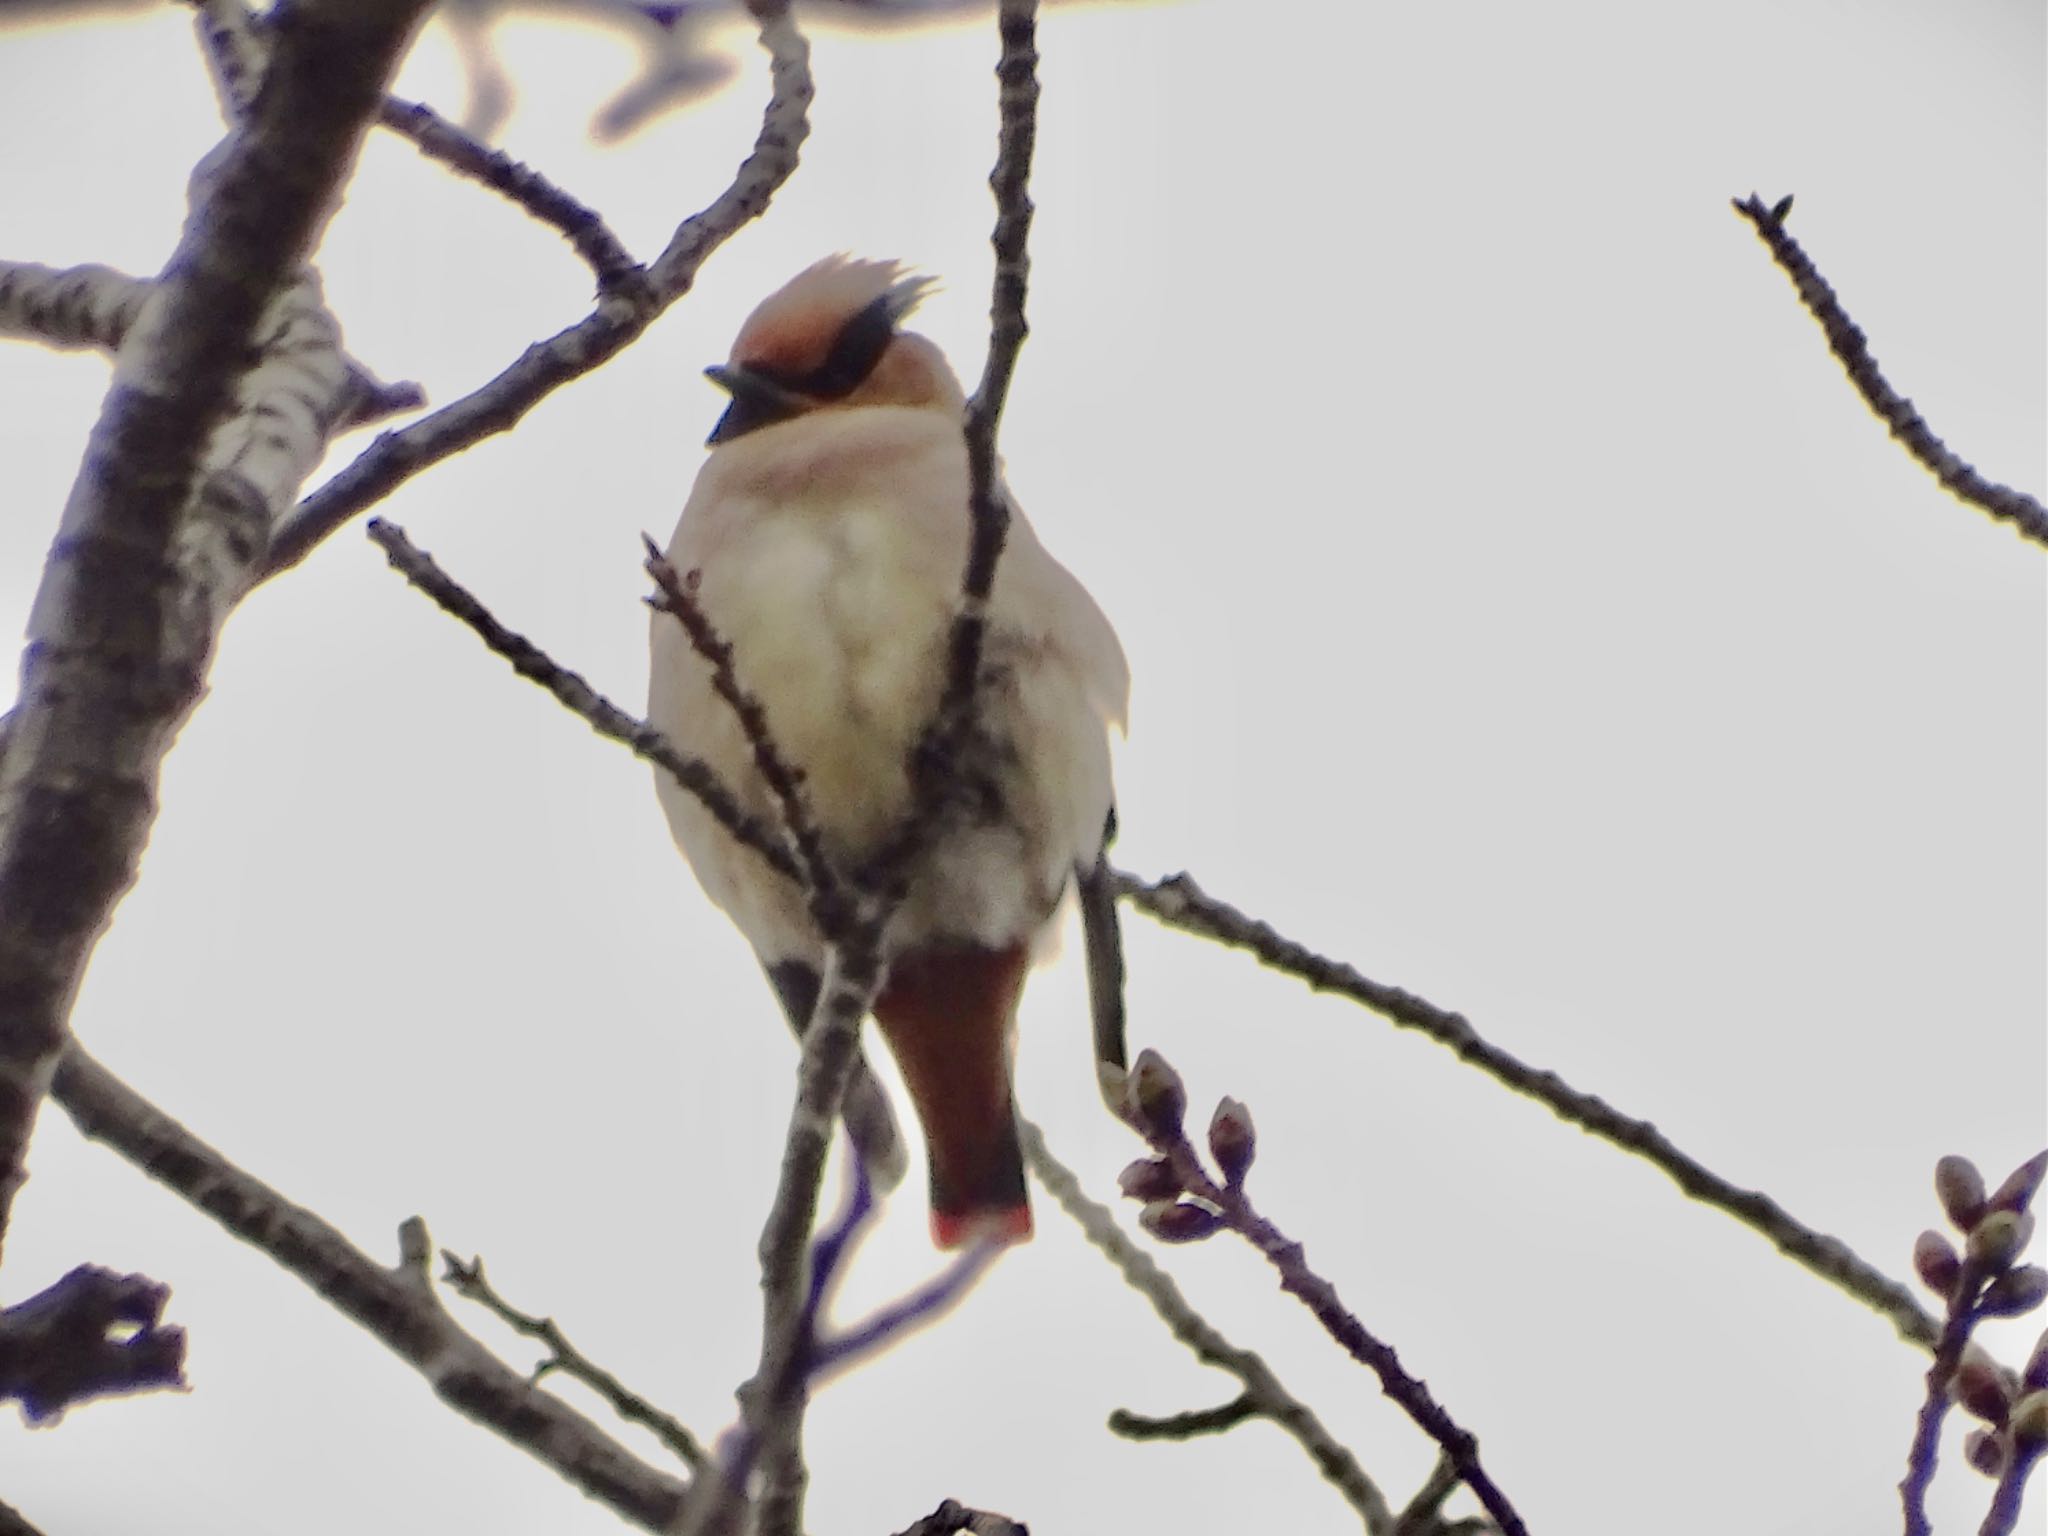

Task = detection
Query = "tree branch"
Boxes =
[0,1265,186,1423]
[1112,1054,1527,1536]
[365,518,801,883]
[439,1249,709,1473]
[1732,193,2048,549]
[0,0,431,1258]
[262,0,815,579]
[0,258,423,430]
[1022,1121,1395,1533]
[49,1047,694,1531]
[1116,866,1944,1352]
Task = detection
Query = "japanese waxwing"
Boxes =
[648,256,1128,1248]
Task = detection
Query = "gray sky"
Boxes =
[1,1,2043,1532]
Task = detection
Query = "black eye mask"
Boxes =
[707,294,904,445]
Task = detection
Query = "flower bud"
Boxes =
[1125,1049,1188,1145]
[1963,1427,2008,1478]
[1913,1230,1962,1298]
[2011,1391,2048,1449]
[1139,1199,1223,1244]
[1989,1150,2048,1217]
[1967,1209,2036,1271]
[1954,1349,2014,1425]
[1117,1156,1183,1203]
[2024,1329,2048,1392]
[1937,1155,1987,1231]
[1980,1266,2048,1319]
[1207,1097,1257,1186]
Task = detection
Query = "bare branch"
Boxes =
[365,518,801,884]
[0,258,422,430]
[1022,1121,1395,1533]
[0,0,431,1257]
[439,1249,709,1473]
[889,1500,1029,1536]
[49,1048,693,1531]
[187,0,641,290]
[262,0,816,579]
[1117,866,1945,1352]
[378,96,645,293]
[1112,1054,1527,1536]
[1107,1392,1258,1441]
[644,541,844,924]
[0,261,150,353]
[0,1265,186,1423]
[732,940,889,1536]
[1732,194,2048,549]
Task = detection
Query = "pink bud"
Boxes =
[1967,1210,2035,1271]
[1963,1427,2008,1478]
[1207,1097,1257,1186]
[1937,1155,1988,1231]
[1988,1150,2048,1217]
[2010,1391,2048,1449]
[1912,1230,1962,1298]
[1125,1049,1188,1145]
[1980,1266,2048,1319]
[1953,1350,2014,1425]
[1139,1199,1223,1244]
[1117,1157,1183,1202]
[2023,1329,2048,1392]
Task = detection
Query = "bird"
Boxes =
[648,256,1127,1248]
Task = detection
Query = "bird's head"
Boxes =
[703,257,960,446]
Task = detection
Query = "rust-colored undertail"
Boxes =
[871,942,1032,1249]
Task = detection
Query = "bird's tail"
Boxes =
[872,942,1034,1250]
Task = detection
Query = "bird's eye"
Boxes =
[798,294,898,398]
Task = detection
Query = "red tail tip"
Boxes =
[932,1204,1033,1250]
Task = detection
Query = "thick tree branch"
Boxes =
[0,0,431,1257]
[1117,867,1944,1352]
[1022,1122,1394,1532]
[262,0,815,578]
[0,258,423,430]
[1732,193,2048,549]
[50,1047,693,1530]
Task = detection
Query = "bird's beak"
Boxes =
[704,364,810,446]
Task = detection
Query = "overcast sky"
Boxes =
[1,2,2043,1533]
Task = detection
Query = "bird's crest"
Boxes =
[729,256,936,378]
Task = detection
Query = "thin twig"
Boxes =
[860,0,1038,895]
[1900,1273,1984,1536]
[1022,1121,1394,1533]
[364,518,800,884]
[0,0,430,1260]
[643,541,844,926]
[1107,1392,1258,1442]
[1732,193,2048,549]
[1116,866,1944,1352]
[49,1048,692,1530]
[262,0,815,579]
[697,941,888,1536]
[187,0,642,290]
[1121,1068,1527,1536]
[378,96,645,292]
[438,1250,709,1473]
